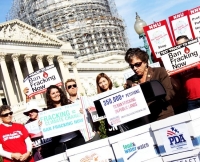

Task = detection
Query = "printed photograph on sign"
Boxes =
[160,123,193,154]
[23,64,62,97]
[160,38,200,75]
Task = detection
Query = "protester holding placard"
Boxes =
[65,79,100,142]
[45,85,85,154]
[125,48,175,122]
[0,105,34,162]
[94,73,123,138]
[175,35,200,110]
[23,100,54,161]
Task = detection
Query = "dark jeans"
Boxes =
[187,98,200,111]
[55,133,85,154]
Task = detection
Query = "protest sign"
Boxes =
[23,64,62,97]
[143,20,175,58]
[25,120,42,138]
[160,38,200,75]
[39,102,85,138]
[88,86,124,122]
[189,6,200,39]
[169,10,195,42]
[100,85,150,127]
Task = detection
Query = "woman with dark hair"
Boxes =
[94,73,121,138]
[125,48,175,122]
[96,73,113,93]
[45,85,85,154]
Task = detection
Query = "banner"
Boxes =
[160,38,200,75]
[100,85,150,127]
[39,102,85,138]
[189,6,200,39]
[143,20,175,58]
[23,64,62,97]
[25,120,42,139]
[169,10,195,42]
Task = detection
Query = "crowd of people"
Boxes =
[0,35,199,162]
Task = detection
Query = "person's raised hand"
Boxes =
[23,87,29,95]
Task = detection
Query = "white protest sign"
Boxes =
[89,86,124,122]
[160,38,200,75]
[23,64,62,97]
[172,156,200,162]
[160,123,193,154]
[118,132,158,162]
[169,10,194,42]
[100,85,150,126]
[123,68,135,80]
[144,20,175,58]
[39,102,85,138]
[189,6,200,40]
[25,120,42,139]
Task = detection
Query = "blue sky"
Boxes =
[0,0,199,47]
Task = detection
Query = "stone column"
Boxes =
[24,54,41,99]
[63,62,70,79]
[57,56,68,83]
[36,55,44,69]
[0,53,18,105]
[47,55,54,65]
[70,62,85,95]
[12,54,26,101]
[24,54,34,74]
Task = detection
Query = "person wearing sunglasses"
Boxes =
[125,48,175,122]
[23,100,54,161]
[65,79,100,143]
[0,105,34,162]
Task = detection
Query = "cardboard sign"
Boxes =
[160,38,200,75]
[169,10,195,42]
[100,85,150,126]
[25,120,42,138]
[189,6,200,39]
[68,145,116,162]
[160,123,193,154]
[172,156,200,162]
[23,64,62,97]
[143,20,175,58]
[118,132,158,162]
[88,87,124,122]
[39,102,85,138]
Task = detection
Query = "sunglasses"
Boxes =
[0,111,13,117]
[129,62,142,69]
[67,84,77,89]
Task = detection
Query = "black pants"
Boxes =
[55,133,85,154]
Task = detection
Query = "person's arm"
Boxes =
[0,144,22,160]
[19,137,32,161]
[160,68,175,101]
